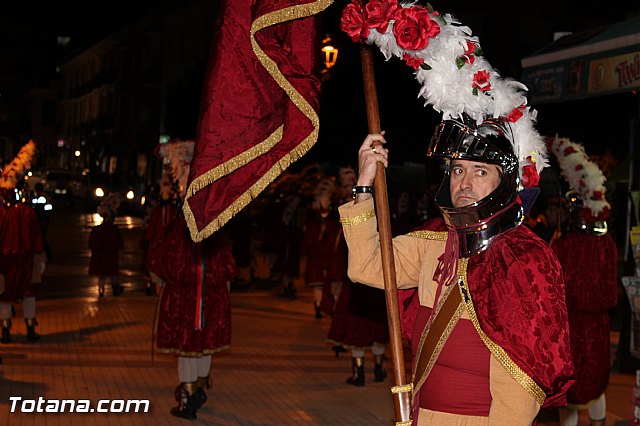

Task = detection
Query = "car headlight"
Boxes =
[126,190,134,200]
[95,187,105,197]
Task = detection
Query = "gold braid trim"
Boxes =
[395,422,412,426]
[390,384,413,394]
[339,210,376,226]
[183,0,333,243]
[458,258,547,406]
[405,230,448,240]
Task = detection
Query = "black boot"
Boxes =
[25,318,40,342]
[332,344,347,358]
[1,319,12,344]
[346,357,365,387]
[195,376,210,409]
[170,382,198,420]
[374,355,387,382]
[314,303,323,319]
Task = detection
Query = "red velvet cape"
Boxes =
[399,218,575,408]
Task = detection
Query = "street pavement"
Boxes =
[0,202,636,425]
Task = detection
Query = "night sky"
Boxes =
[0,0,638,168]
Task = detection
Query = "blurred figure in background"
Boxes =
[88,194,124,298]
[139,173,178,296]
[548,137,618,426]
[0,180,45,343]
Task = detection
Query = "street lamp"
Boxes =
[74,150,81,157]
[321,34,338,79]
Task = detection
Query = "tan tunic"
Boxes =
[339,199,540,425]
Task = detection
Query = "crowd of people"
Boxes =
[0,129,625,425]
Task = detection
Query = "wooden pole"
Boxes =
[359,44,411,424]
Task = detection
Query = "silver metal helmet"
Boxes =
[426,114,524,257]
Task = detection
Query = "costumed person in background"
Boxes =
[272,191,304,300]
[88,193,124,298]
[148,139,236,420]
[139,172,178,296]
[327,168,390,386]
[300,176,341,317]
[339,2,574,423]
[548,137,618,426]
[0,141,44,343]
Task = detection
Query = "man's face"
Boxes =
[449,159,501,208]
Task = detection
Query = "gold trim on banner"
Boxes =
[395,422,412,426]
[406,230,448,240]
[458,258,547,406]
[183,0,333,242]
[339,210,376,227]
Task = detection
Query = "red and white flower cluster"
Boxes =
[549,136,610,221]
[340,0,548,182]
[158,139,195,197]
[0,140,37,190]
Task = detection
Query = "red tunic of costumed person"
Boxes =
[140,200,179,291]
[150,214,236,357]
[0,202,44,303]
[552,231,617,404]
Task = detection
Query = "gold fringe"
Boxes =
[186,126,284,195]
[395,422,412,426]
[155,344,231,357]
[458,258,547,406]
[339,210,376,226]
[183,0,333,243]
[406,230,448,240]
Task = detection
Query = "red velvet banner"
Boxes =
[183,0,332,242]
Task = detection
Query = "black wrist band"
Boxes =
[352,185,374,198]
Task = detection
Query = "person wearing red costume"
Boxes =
[0,181,45,343]
[327,166,390,386]
[88,195,124,298]
[148,139,236,420]
[548,137,617,426]
[300,177,342,318]
[339,117,575,425]
[139,173,179,296]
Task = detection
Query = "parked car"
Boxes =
[71,169,146,216]
[41,168,74,202]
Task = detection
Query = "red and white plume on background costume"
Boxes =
[157,139,195,197]
[340,0,548,183]
[548,136,610,222]
[0,140,37,190]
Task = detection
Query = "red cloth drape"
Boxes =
[182,0,332,243]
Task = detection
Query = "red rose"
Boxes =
[575,164,584,171]
[403,54,424,70]
[365,0,399,33]
[461,41,476,64]
[392,6,440,51]
[472,70,491,92]
[563,146,576,155]
[521,164,540,188]
[592,191,603,200]
[506,106,524,123]
[341,1,369,43]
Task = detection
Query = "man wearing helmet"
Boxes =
[338,117,575,425]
